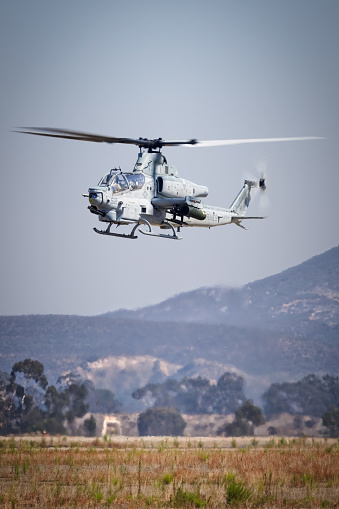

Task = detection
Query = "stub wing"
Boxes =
[152,197,189,209]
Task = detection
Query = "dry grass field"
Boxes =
[0,435,338,508]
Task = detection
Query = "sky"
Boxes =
[0,0,338,316]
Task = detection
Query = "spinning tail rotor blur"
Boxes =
[253,153,270,213]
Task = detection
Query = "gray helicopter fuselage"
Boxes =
[88,151,238,229]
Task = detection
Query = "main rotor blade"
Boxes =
[14,127,199,149]
[14,128,325,149]
[187,136,325,147]
[14,127,146,145]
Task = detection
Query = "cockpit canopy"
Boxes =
[98,171,145,194]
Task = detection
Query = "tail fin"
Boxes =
[229,180,258,216]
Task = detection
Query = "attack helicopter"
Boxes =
[16,128,322,240]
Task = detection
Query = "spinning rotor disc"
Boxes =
[14,127,324,151]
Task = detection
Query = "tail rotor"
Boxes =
[254,153,269,211]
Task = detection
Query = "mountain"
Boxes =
[0,246,338,408]
[111,245,339,337]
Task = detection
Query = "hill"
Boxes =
[0,246,338,409]
[111,245,339,337]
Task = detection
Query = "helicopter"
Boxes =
[16,128,323,240]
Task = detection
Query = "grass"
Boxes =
[224,473,252,505]
[0,436,338,507]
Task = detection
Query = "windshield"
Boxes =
[125,173,145,190]
[111,173,129,193]
[98,172,145,194]
[99,172,120,187]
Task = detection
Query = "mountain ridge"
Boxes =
[110,246,339,334]
[0,246,338,407]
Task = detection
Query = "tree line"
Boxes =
[0,359,120,435]
[0,358,338,437]
[132,372,246,415]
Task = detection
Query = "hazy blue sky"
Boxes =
[1,0,338,316]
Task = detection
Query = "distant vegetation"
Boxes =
[217,400,265,437]
[132,372,246,415]
[322,405,339,438]
[262,374,339,417]
[1,358,339,438]
[137,407,187,436]
[0,359,119,436]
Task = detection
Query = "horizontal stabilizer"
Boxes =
[231,215,266,230]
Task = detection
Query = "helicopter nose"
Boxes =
[89,191,103,205]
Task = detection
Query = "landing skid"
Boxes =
[138,219,182,240]
[139,229,182,240]
[93,219,182,240]
[93,222,139,239]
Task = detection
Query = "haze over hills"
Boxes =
[112,245,339,335]
[0,246,338,409]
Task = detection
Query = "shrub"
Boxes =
[172,486,207,508]
[224,473,252,504]
[217,400,265,436]
[84,414,97,437]
[218,418,254,437]
[137,407,186,436]
[322,406,339,437]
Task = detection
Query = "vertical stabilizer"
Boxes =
[229,180,257,216]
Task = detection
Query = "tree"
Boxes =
[133,379,180,409]
[84,381,122,413]
[11,359,48,391]
[3,359,48,434]
[218,418,254,437]
[322,406,339,438]
[64,383,89,425]
[44,381,89,433]
[235,400,265,427]
[262,374,339,417]
[217,400,265,437]
[55,372,90,427]
[44,385,70,434]
[215,372,246,414]
[0,371,16,434]
[84,414,97,437]
[0,360,114,436]
[132,372,246,415]
[137,407,186,436]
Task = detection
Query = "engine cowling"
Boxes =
[157,176,208,199]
